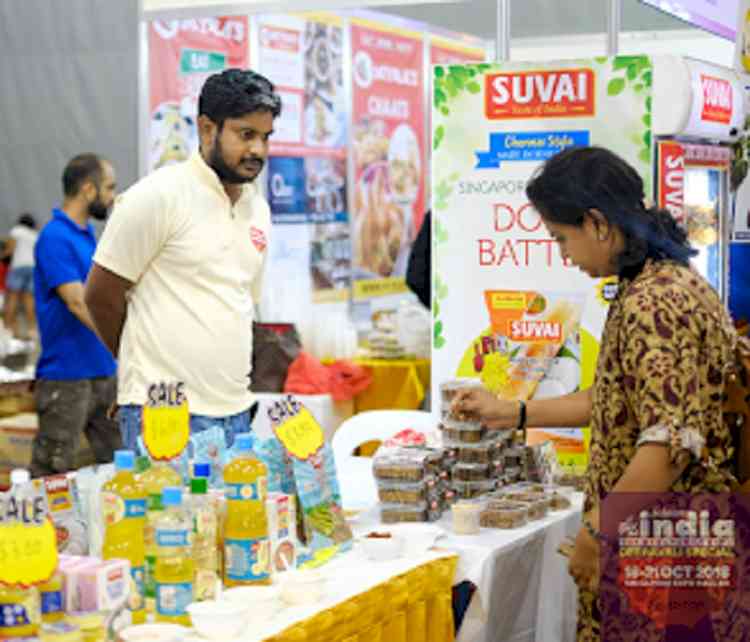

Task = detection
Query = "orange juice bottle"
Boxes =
[223,433,271,587]
[101,450,146,624]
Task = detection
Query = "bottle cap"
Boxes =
[162,486,182,506]
[235,433,253,452]
[114,450,135,471]
[193,462,211,479]
[190,478,208,495]
[10,468,30,486]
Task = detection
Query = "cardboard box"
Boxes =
[0,413,96,488]
[266,493,297,573]
[526,428,590,475]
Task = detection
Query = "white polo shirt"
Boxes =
[94,151,270,416]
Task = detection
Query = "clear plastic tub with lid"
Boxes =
[452,463,492,482]
[381,501,441,523]
[480,500,529,529]
[451,479,496,500]
[439,418,486,444]
[376,476,441,504]
[373,448,443,482]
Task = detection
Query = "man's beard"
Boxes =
[208,138,264,185]
[88,191,110,221]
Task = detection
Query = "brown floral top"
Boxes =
[585,260,738,512]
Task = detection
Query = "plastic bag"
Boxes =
[284,352,372,402]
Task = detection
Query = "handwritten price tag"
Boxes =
[0,492,58,587]
[274,407,324,461]
[142,382,189,460]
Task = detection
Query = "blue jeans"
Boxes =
[118,405,252,453]
[7,266,34,293]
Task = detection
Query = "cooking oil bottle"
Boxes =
[139,459,182,613]
[223,433,271,587]
[190,463,219,601]
[0,468,41,639]
[101,450,146,625]
[154,487,193,626]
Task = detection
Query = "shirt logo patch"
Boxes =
[250,227,267,252]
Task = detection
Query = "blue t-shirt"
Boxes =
[34,209,116,380]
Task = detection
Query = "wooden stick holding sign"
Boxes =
[142,382,190,460]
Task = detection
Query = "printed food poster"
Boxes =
[351,19,425,300]
[148,17,249,173]
[430,37,486,66]
[431,57,654,412]
[259,13,350,302]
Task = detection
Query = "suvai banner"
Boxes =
[431,56,654,415]
[148,17,249,173]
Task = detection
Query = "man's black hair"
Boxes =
[199,69,282,128]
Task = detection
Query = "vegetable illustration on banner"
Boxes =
[142,382,190,460]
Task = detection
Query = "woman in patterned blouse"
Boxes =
[453,146,739,641]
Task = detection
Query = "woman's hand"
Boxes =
[451,388,520,428]
[568,514,601,593]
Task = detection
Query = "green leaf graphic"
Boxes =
[642,71,653,87]
[594,56,608,64]
[626,65,638,81]
[643,131,652,148]
[642,114,651,127]
[440,106,450,116]
[646,96,652,112]
[557,345,579,362]
[639,148,652,164]
[467,81,481,94]
[434,300,440,318]
[434,321,443,340]
[510,346,521,359]
[434,125,445,150]
[607,78,626,96]
[435,336,446,349]
[434,88,446,106]
[435,66,445,78]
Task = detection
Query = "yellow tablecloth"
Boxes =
[263,555,457,642]
[350,358,431,414]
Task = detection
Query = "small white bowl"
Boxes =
[280,570,325,606]
[221,585,281,612]
[118,624,189,642]
[186,600,247,640]
[360,534,404,562]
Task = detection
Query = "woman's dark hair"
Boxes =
[525,146,697,275]
[199,69,282,129]
[17,213,36,229]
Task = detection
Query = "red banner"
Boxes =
[148,17,249,173]
[657,140,686,226]
[430,39,486,65]
[351,21,425,285]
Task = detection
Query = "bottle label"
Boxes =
[41,589,62,616]
[0,602,34,629]
[225,478,267,502]
[194,569,218,601]
[124,498,147,519]
[156,582,193,617]
[130,565,145,612]
[193,508,217,539]
[144,555,157,599]
[224,538,271,582]
[156,528,190,548]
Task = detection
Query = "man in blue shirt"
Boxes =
[31,153,121,476]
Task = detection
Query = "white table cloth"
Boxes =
[352,494,584,642]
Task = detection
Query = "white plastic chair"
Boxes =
[332,410,436,510]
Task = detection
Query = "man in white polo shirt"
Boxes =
[85,69,281,450]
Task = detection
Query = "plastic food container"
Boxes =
[451,500,483,535]
[444,439,506,465]
[544,485,574,510]
[373,450,426,481]
[280,570,326,606]
[452,463,491,482]
[376,477,441,504]
[504,466,522,483]
[452,479,496,499]
[480,500,529,529]
[501,492,550,520]
[440,380,480,404]
[439,418,486,444]
[381,502,429,523]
